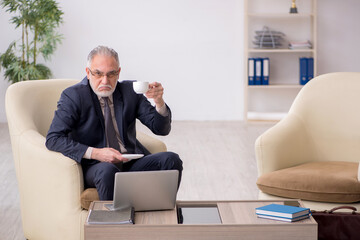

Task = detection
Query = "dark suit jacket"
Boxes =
[46,77,172,167]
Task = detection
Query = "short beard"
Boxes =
[90,82,115,97]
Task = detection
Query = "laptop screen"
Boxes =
[111,170,179,211]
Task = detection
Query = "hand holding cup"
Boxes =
[133,81,165,108]
[145,82,164,106]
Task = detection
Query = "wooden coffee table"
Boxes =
[85,200,317,240]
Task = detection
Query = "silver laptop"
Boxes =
[106,170,179,211]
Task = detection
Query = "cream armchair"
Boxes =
[256,72,360,211]
[5,79,167,240]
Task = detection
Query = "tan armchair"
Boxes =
[5,79,167,240]
[255,72,360,211]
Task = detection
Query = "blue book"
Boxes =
[254,58,262,85]
[299,57,308,85]
[255,204,310,219]
[307,57,314,82]
[262,57,269,85]
[248,58,255,85]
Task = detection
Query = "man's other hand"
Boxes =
[146,82,165,108]
[91,148,129,163]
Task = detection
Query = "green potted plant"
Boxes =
[0,0,64,83]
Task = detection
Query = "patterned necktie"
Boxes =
[102,97,123,171]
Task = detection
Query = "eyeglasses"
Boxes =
[88,68,119,79]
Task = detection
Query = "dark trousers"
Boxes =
[83,152,183,200]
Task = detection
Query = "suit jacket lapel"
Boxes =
[113,84,125,143]
[87,79,105,129]
[85,79,108,147]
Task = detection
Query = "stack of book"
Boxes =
[289,40,312,49]
[255,204,310,222]
[248,57,270,85]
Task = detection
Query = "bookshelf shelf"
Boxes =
[248,13,314,18]
[244,0,317,121]
[249,49,315,53]
[248,84,303,89]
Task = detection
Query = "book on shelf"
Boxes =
[300,57,308,85]
[299,57,314,85]
[248,57,270,85]
[255,203,310,219]
[262,57,269,85]
[254,58,262,85]
[248,58,255,85]
[257,213,310,222]
[87,207,135,225]
[307,57,314,82]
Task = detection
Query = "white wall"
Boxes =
[317,0,360,74]
[0,0,359,122]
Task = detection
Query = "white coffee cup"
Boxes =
[133,81,149,94]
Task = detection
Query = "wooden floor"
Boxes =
[0,121,274,240]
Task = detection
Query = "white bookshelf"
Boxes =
[244,0,317,121]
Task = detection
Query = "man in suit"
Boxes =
[46,46,183,200]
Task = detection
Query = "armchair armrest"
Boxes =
[137,131,167,153]
[17,129,84,239]
[255,113,314,176]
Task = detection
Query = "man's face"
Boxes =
[86,54,121,97]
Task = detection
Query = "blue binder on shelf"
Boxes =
[262,57,269,85]
[299,57,308,85]
[254,58,262,85]
[248,58,255,85]
[307,57,314,82]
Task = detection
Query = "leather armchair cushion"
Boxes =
[256,161,360,203]
[80,188,99,209]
